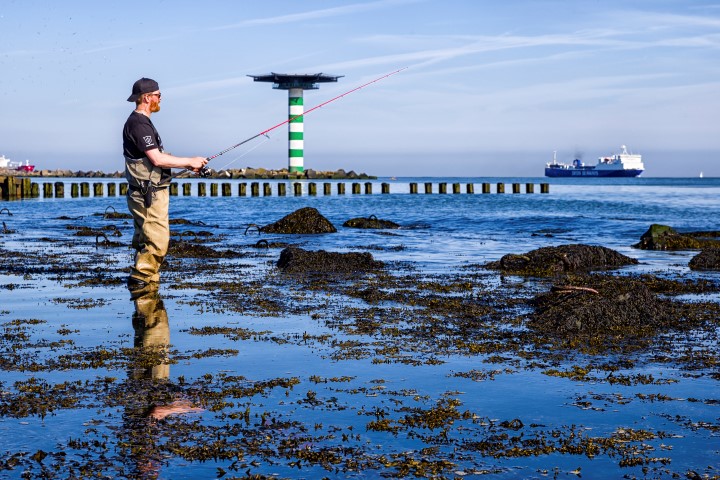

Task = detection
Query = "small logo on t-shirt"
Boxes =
[143,136,155,146]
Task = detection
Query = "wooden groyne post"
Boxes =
[0,177,20,200]
[1,179,550,201]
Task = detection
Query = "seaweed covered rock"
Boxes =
[529,276,679,338]
[634,224,703,250]
[249,239,290,249]
[277,246,384,275]
[102,211,133,220]
[485,244,638,276]
[634,224,720,250]
[343,215,400,229]
[689,249,720,271]
[168,240,242,258]
[260,207,336,234]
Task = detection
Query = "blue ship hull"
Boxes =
[545,167,643,178]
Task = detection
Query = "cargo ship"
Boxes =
[0,155,36,172]
[545,145,644,177]
[14,160,35,172]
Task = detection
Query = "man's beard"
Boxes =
[150,99,161,113]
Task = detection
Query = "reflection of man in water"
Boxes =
[132,290,171,381]
[121,291,202,477]
[132,291,203,419]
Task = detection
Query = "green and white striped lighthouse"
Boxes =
[248,73,343,173]
[288,88,304,172]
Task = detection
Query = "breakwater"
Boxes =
[0,176,549,200]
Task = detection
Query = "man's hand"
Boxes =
[188,157,208,173]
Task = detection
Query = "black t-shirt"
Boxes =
[123,111,163,159]
[123,111,171,184]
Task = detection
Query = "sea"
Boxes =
[1,176,719,479]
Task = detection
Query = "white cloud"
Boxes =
[212,0,421,29]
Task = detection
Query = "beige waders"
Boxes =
[127,186,170,284]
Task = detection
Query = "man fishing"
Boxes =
[122,69,404,293]
[123,77,207,293]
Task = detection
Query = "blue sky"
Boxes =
[1,0,718,176]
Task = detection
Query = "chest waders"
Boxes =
[126,156,171,284]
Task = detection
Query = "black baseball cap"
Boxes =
[127,77,160,102]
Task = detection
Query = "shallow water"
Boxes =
[1,176,719,479]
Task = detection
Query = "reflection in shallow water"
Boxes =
[132,291,170,381]
[130,292,207,421]
[123,292,203,478]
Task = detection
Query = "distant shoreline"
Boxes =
[0,167,376,180]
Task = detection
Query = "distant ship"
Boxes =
[545,145,644,177]
[0,155,35,172]
[14,160,36,173]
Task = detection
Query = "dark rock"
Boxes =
[529,276,678,337]
[250,239,289,249]
[485,244,638,276]
[634,224,720,250]
[686,230,720,241]
[343,215,400,229]
[634,224,703,250]
[168,240,242,258]
[277,246,384,275]
[689,248,720,271]
[260,207,337,234]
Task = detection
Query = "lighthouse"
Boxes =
[248,73,343,173]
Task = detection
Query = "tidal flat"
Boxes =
[1,181,719,479]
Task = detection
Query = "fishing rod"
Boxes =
[171,67,407,179]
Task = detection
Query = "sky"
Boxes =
[1,0,719,177]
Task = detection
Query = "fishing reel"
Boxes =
[198,166,214,178]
